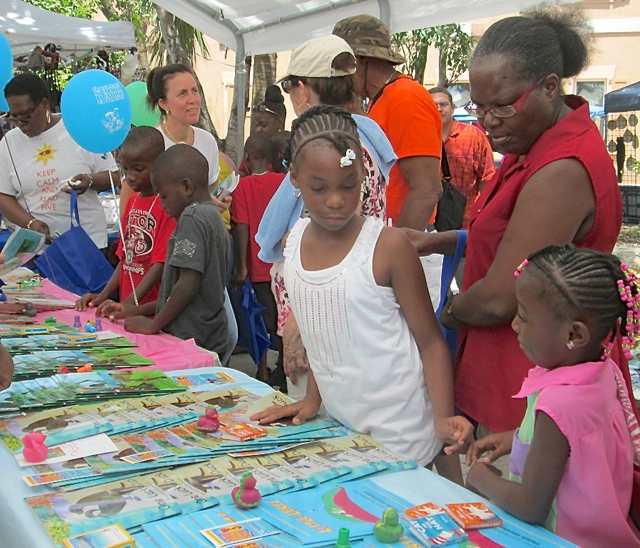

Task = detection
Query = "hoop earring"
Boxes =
[298,102,311,115]
[293,187,301,198]
[45,110,51,124]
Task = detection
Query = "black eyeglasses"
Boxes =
[5,102,41,124]
[252,104,278,116]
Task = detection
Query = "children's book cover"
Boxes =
[247,478,413,546]
[326,433,418,474]
[295,438,390,482]
[445,502,504,530]
[407,513,468,547]
[26,476,180,545]
[191,388,262,411]
[171,371,236,388]
[0,406,112,451]
[0,227,46,276]
[200,517,280,547]
[217,392,341,441]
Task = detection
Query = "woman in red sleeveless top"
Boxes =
[407,8,623,435]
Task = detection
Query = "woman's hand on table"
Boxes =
[212,195,232,213]
[465,430,514,466]
[282,313,309,384]
[0,345,15,391]
[436,415,475,455]
[124,316,158,335]
[250,396,321,426]
[75,293,105,311]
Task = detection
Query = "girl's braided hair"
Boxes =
[284,104,361,168]
[524,244,640,358]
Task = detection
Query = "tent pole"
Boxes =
[378,0,391,27]
[235,37,246,167]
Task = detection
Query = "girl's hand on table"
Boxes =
[465,430,514,466]
[75,293,104,311]
[250,397,320,426]
[124,316,158,335]
[436,415,475,454]
[96,300,136,321]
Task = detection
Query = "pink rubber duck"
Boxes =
[232,471,262,509]
[23,432,48,463]
[196,407,220,433]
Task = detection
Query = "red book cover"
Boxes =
[445,502,504,530]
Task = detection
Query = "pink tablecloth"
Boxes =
[25,279,215,371]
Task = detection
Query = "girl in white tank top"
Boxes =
[251,106,472,466]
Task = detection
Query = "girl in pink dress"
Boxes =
[466,244,640,548]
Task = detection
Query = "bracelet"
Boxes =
[87,173,94,189]
[446,293,461,322]
[26,218,36,229]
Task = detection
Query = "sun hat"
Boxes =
[278,35,356,82]
[332,14,406,65]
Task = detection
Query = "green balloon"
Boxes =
[125,81,161,127]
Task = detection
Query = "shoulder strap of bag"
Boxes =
[69,189,80,227]
[436,230,467,319]
[441,143,451,180]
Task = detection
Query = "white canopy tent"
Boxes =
[153,0,572,154]
[0,0,136,59]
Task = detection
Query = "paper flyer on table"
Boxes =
[16,433,118,467]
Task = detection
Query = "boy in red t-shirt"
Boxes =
[75,127,176,312]
[231,132,285,382]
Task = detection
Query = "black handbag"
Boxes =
[434,144,467,232]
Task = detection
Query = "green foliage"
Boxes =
[147,11,210,64]
[392,24,474,86]
[26,0,100,19]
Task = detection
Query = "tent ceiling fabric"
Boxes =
[1,0,136,58]
[605,82,640,114]
[153,0,573,56]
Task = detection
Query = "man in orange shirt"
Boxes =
[333,15,442,231]
[429,87,495,230]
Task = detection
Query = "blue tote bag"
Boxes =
[228,278,271,365]
[435,230,467,358]
[35,190,113,295]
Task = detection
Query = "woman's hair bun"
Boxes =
[264,85,285,104]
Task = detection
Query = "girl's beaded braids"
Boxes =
[517,244,640,359]
[284,105,361,168]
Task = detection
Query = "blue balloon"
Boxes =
[61,70,131,154]
[0,34,12,81]
[0,71,10,112]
